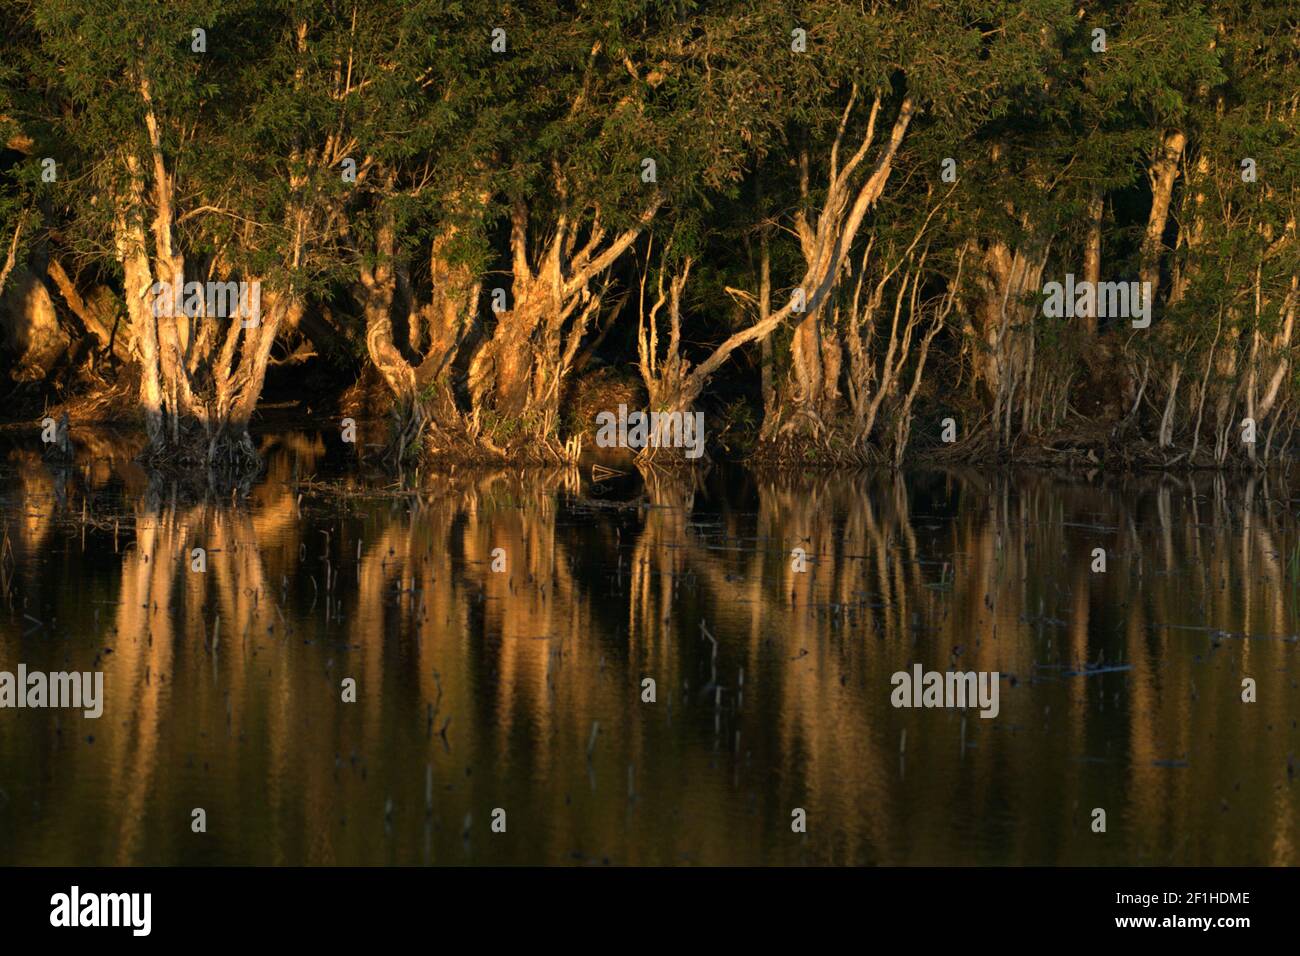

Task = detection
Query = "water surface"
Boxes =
[1,431,1297,864]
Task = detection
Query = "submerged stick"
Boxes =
[700,619,718,683]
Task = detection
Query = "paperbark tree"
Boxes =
[778,91,915,437]
[634,89,917,461]
[466,194,660,445]
[111,72,294,467]
[357,191,488,462]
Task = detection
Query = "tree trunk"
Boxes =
[1080,189,1103,336]
[759,229,775,422]
[763,90,916,444]
[0,265,68,383]
[468,196,657,445]
[1141,129,1187,304]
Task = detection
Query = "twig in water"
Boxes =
[699,619,718,683]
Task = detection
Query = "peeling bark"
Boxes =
[1141,129,1187,304]
[467,194,660,440]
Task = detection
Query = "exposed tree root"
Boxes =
[136,417,263,483]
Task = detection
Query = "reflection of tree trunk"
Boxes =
[630,466,697,649]
[100,474,290,861]
[109,501,177,862]
[18,447,1300,863]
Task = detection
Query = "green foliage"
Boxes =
[0,0,1295,462]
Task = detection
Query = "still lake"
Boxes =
[1,428,1297,865]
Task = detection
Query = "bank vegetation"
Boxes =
[1,1,1296,473]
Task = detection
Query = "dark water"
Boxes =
[1,430,1298,865]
